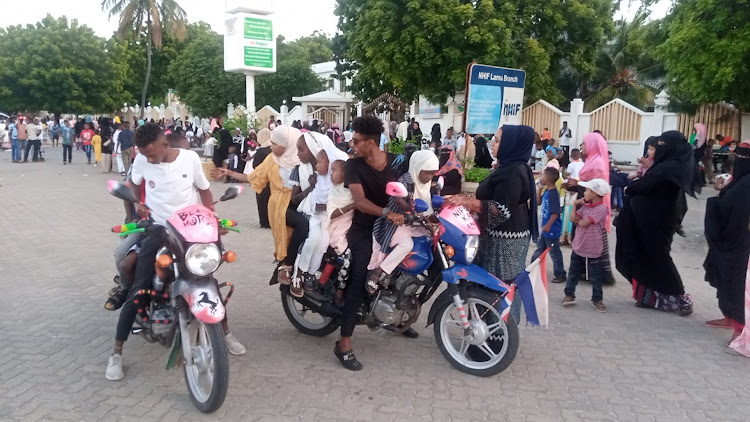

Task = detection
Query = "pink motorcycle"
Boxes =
[107,180,241,413]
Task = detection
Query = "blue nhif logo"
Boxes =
[503,103,521,116]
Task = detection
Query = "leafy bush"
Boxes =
[387,138,405,154]
[224,114,261,136]
[464,167,491,183]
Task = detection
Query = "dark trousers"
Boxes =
[62,145,72,162]
[256,185,271,228]
[24,139,40,161]
[564,251,604,302]
[531,235,566,278]
[115,226,167,342]
[341,228,373,337]
[284,207,309,266]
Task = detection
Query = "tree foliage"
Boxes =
[0,15,126,114]
[334,0,614,105]
[255,58,325,110]
[657,0,750,110]
[167,32,245,117]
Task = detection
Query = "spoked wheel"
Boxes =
[182,317,229,413]
[434,288,519,377]
[281,288,339,336]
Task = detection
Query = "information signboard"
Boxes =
[464,63,526,135]
[224,13,276,74]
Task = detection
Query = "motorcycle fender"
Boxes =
[173,278,225,324]
[441,264,510,292]
[426,289,454,327]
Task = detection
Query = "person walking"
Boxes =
[101,119,114,172]
[118,121,135,174]
[92,129,102,167]
[704,141,750,346]
[61,120,74,164]
[559,121,573,168]
[80,122,94,164]
[23,118,42,162]
[615,131,699,315]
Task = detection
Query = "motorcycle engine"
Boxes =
[371,274,422,327]
[150,304,174,335]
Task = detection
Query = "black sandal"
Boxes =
[303,273,316,292]
[334,342,363,371]
[104,290,127,311]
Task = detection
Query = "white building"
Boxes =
[311,61,354,99]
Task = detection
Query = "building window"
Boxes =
[327,79,335,90]
[339,77,347,93]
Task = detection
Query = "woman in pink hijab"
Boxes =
[564,132,616,284]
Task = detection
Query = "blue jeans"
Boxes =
[11,138,20,161]
[564,251,603,302]
[531,235,566,279]
[84,144,92,162]
[611,187,623,209]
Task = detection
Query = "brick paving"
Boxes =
[0,146,748,421]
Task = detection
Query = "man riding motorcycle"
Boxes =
[335,115,418,370]
[105,125,245,381]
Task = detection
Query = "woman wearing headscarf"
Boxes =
[430,124,442,149]
[704,141,750,347]
[212,126,306,284]
[436,145,463,195]
[446,125,537,323]
[251,128,272,228]
[615,131,699,315]
[565,132,616,284]
[473,135,493,168]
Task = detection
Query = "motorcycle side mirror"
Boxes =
[386,181,409,198]
[219,185,244,202]
[414,198,429,213]
[107,180,138,203]
[431,195,445,211]
[436,176,445,193]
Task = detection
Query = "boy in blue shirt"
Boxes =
[61,121,74,164]
[531,166,566,283]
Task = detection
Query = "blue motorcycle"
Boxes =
[279,180,519,377]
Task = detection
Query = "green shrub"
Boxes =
[387,138,405,154]
[464,167,491,183]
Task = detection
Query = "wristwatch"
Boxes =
[381,207,391,218]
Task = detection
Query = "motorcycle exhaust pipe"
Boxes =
[295,294,344,319]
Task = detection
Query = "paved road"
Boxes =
[0,146,748,422]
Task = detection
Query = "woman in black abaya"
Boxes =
[704,141,750,341]
[615,131,700,315]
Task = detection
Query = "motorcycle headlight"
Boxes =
[465,235,479,263]
[185,243,221,276]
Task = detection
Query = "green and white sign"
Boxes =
[224,13,276,74]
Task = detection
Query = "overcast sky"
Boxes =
[0,0,340,41]
[0,0,669,42]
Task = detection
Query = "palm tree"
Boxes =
[585,12,665,111]
[103,0,187,115]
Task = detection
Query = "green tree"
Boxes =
[168,32,245,117]
[0,15,126,114]
[290,31,333,64]
[334,0,614,105]
[255,58,325,109]
[657,0,750,111]
[102,0,187,114]
[584,13,665,111]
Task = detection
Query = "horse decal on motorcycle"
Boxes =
[196,292,219,315]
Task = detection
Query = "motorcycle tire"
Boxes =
[281,288,339,337]
[433,287,519,377]
[182,317,229,413]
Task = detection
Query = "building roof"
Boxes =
[292,90,354,104]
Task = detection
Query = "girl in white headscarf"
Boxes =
[366,150,440,294]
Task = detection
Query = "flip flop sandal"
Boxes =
[334,342,363,371]
[290,275,304,298]
[705,318,733,329]
[104,291,126,311]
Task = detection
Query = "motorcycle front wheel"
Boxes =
[281,288,339,337]
[182,316,229,413]
[434,288,519,377]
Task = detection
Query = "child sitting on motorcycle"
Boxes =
[317,146,353,305]
[292,144,347,296]
[366,150,439,294]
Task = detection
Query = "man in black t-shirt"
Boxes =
[335,115,411,371]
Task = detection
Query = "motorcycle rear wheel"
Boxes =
[434,288,519,377]
[281,288,339,337]
[182,317,229,413]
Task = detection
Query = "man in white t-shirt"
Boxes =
[106,123,244,381]
[559,121,573,168]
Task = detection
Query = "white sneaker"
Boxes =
[106,354,124,381]
[225,333,246,356]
